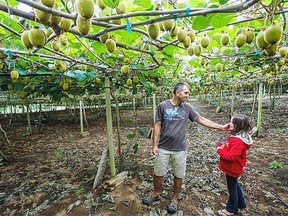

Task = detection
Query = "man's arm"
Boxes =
[152,120,161,155]
[195,116,230,131]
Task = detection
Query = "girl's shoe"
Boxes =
[142,194,161,205]
[217,209,235,216]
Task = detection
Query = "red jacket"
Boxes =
[217,133,253,178]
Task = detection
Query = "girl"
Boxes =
[216,114,253,216]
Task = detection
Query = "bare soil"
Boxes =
[0,95,287,216]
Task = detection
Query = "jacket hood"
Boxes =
[231,132,253,146]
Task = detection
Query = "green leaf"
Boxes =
[138,127,148,136]
[192,14,215,30]
[127,133,135,139]
[219,0,229,4]
[7,0,19,7]
[115,30,139,44]
[91,41,107,54]
[36,68,51,74]
[133,0,152,9]
[132,143,139,154]
[78,80,86,87]
[162,46,175,56]
[211,13,234,28]
[103,0,120,8]
[65,70,87,82]
[14,83,25,90]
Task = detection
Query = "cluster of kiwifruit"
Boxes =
[21,26,47,49]
[147,20,212,67]
[59,77,73,91]
[256,24,283,56]
[75,0,95,35]
[232,27,255,47]
[119,57,139,86]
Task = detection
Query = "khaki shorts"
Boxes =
[154,148,187,178]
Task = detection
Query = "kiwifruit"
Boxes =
[41,0,55,8]
[95,77,101,83]
[116,1,126,14]
[199,57,206,66]
[193,44,201,56]
[170,26,178,38]
[60,18,72,31]
[279,47,288,57]
[60,63,67,72]
[21,30,33,49]
[10,69,19,80]
[148,23,160,39]
[110,19,121,25]
[215,63,223,72]
[278,58,285,67]
[45,27,54,38]
[243,65,249,71]
[105,38,116,53]
[256,30,269,49]
[52,40,61,52]
[81,64,87,70]
[220,33,230,46]
[163,19,174,31]
[76,15,91,35]
[133,75,139,84]
[264,24,282,44]
[34,9,52,22]
[28,26,47,47]
[235,26,245,37]
[75,0,95,19]
[235,33,247,47]
[52,40,61,51]
[51,15,62,26]
[121,65,130,74]
[159,22,164,31]
[97,0,106,10]
[187,30,196,42]
[54,59,62,68]
[59,34,67,46]
[126,78,132,86]
[187,46,194,56]
[100,33,109,43]
[123,57,129,63]
[62,82,69,91]
[183,36,191,48]
[177,29,187,43]
[264,43,278,56]
[245,28,254,43]
[200,34,210,48]
[0,51,7,59]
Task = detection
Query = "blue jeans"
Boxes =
[226,174,247,213]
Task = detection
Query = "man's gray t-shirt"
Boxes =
[155,100,200,151]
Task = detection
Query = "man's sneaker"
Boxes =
[142,194,161,205]
[167,200,178,214]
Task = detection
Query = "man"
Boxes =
[143,82,229,214]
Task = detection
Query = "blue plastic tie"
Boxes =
[255,49,261,55]
[185,5,191,17]
[126,19,131,33]
[150,49,155,56]
[173,14,178,21]
[3,49,13,58]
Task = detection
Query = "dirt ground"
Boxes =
[0,94,287,216]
